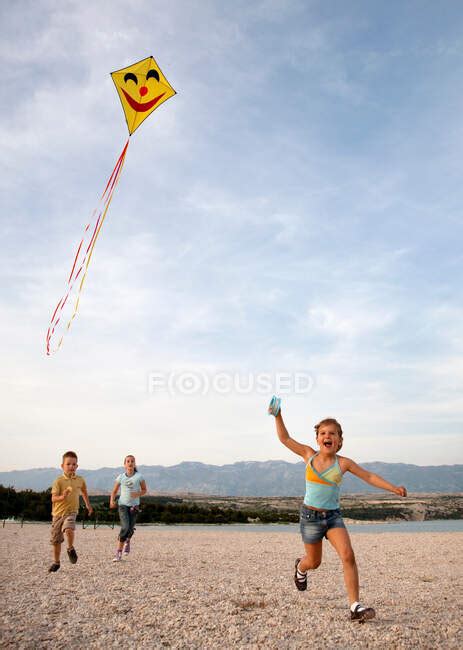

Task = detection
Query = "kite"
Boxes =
[46,56,176,355]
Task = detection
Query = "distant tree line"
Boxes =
[0,486,299,524]
[0,485,52,521]
[1,485,461,523]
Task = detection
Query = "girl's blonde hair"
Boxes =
[314,418,343,451]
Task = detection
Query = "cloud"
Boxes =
[1,1,463,470]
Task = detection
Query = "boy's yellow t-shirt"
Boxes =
[51,474,87,517]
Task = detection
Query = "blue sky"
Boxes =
[1,0,463,470]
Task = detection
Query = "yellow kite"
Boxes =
[111,56,176,135]
[46,56,176,355]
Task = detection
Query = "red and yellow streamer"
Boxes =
[46,139,129,355]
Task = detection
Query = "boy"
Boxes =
[49,451,93,573]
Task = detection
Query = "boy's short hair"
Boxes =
[314,418,343,451]
[62,451,78,462]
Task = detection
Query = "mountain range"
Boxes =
[1,461,462,495]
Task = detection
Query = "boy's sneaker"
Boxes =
[350,604,376,623]
[123,539,131,555]
[112,550,122,562]
[294,558,308,591]
[67,547,78,564]
[48,562,60,573]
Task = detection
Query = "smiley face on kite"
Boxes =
[111,56,176,135]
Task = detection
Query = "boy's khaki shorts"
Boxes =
[50,513,77,545]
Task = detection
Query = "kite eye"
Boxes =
[124,72,138,85]
[146,69,160,82]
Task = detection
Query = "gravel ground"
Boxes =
[1,524,462,649]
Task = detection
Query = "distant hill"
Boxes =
[1,461,462,495]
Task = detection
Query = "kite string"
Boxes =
[65,142,128,331]
[47,140,129,354]
[46,139,130,355]
[101,139,129,201]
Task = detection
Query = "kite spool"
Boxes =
[268,395,281,417]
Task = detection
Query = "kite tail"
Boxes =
[46,139,130,355]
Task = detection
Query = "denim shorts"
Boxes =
[299,505,345,544]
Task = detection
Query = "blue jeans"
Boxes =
[118,505,138,542]
[299,506,345,544]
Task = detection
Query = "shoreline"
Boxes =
[4,517,463,529]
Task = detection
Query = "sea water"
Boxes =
[138,519,463,534]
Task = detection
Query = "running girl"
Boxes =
[110,455,147,562]
[269,399,407,622]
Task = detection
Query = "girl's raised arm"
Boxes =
[273,411,315,462]
[343,458,407,496]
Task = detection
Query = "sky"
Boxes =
[1,0,463,471]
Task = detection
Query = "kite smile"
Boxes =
[121,89,166,112]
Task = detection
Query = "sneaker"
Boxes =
[294,558,307,591]
[350,604,376,623]
[123,539,131,555]
[67,547,78,564]
[112,550,122,562]
[48,562,60,573]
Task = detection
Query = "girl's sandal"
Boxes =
[350,605,376,623]
[293,558,307,591]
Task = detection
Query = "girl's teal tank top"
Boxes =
[304,453,343,510]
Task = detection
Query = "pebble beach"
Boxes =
[1,524,462,649]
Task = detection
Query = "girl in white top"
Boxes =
[110,455,147,561]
